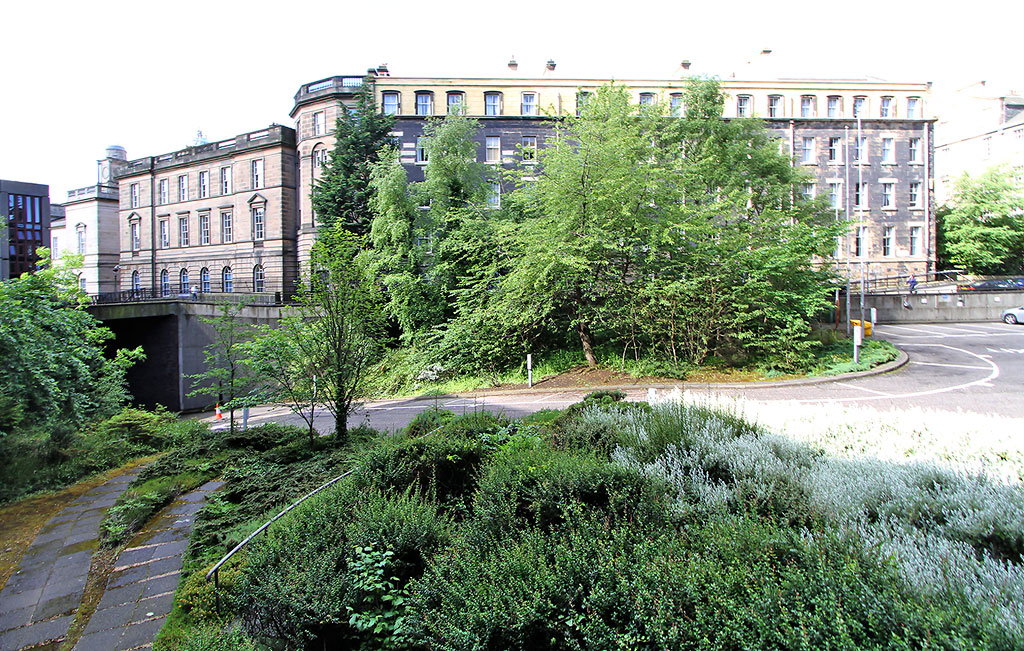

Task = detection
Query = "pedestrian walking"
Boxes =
[191,284,199,301]
[908,274,918,294]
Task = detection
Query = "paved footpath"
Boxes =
[73,480,223,651]
[0,469,143,651]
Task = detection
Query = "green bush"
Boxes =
[223,422,306,451]
[0,407,198,505]
[156,624,257,651]
[471,446,672,539]
[356,434,485,507]
[403,406,455,438]
[234,485,449,649]
[582,389,626,404]
[186,443,350,570]
[410,512,984,650]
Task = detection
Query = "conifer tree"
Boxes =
[312,77,396,235]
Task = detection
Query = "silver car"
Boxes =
[1003,305,1024,324]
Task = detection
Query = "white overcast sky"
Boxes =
[2,0,1020,203]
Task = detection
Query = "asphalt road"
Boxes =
[217,321,1024,434]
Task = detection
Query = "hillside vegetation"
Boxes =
[156,394,1023,650]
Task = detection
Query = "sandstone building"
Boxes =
[290,64,935,283]
[113,125,298,301]
[84,63,936,299]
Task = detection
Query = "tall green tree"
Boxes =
[938,166,1024,274]
[297,224,385,444]
[492,80,840,369]
[0,252,143,444]
[365,108,498,343]
[312,77,396,235]
[241,318,322,445]
[188,301,256,435]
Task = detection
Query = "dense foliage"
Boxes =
[362,80,843,386]
[0,254,142,445]
[938,165,1024,274]
[165,400,1022,650]
[311,77,397,235]
[0,255,146,502]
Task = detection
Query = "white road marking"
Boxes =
[909,361,992,370]
[833,383,893,396]
[875,324,943,335]
[795,343,999,404]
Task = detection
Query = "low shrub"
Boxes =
[235,485,449,649]
[223,423,305,451]
[356,435,485,507]
[101,470,215,546]
[471,445,672,539]
[410,512,984,650]
[403,407,455,438]
[581,389,626,404]
[0,407,200,505]
[155,624,257,651]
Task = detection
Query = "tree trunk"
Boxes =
[578,321,598,367]
[334,388,348,446]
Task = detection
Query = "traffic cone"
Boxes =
[215,404,223,420]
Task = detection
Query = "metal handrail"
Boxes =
[204,424,445,610]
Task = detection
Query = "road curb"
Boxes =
[395,347,911,402]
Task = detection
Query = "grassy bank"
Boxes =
[368,336,899,398]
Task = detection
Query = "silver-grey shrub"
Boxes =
[612,399,1024,645]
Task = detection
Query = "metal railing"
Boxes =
[203,424,444,611]
[89,289,290,305]
[205,467,355,611]
[844,269,963,294]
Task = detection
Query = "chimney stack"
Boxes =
[681,60,691,70]
[546,59,556,71]
[508,56,518,71]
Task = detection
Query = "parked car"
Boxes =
[958,279,1017,291]
[1002,305,1024,325]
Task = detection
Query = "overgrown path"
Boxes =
[0,471,222,651]
[71,480,222,651]
[0,469,143,650]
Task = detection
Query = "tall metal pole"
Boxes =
[857,116,865,325]
[845,125,852,337]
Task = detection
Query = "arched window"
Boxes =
[179,268,189,294]
[312,144,328,173]
[253,265,265,293]
[131,270,140,294]
[200,267,210,293]
[160,269,170,296]
[222,267,233,293]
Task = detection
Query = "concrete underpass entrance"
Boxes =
[90,300,282,411]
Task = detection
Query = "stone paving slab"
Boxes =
[73,480,222,651]
[0,468,143,650]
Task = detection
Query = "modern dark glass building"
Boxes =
[1,180,50,280]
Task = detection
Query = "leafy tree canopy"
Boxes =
[0,253,143,443]
[938,166,1024,274]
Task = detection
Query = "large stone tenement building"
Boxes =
[100,65,935,299]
